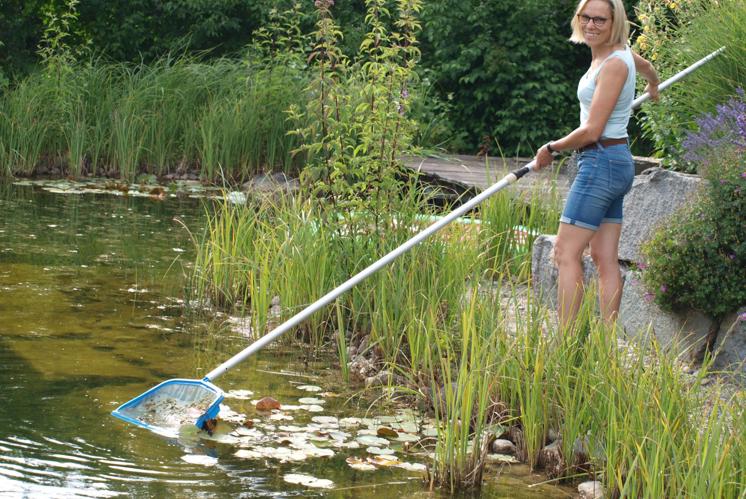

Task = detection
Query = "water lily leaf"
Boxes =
[181,454,218,466]
[356,428,380,437]
[298,397,325,405]
[368,454,400,466]
[269,413,294,421]
[300,404,324,412]
[292,442,334,458]
[296,385,322,392]
[356,435,390,447]
[395,433,420,443]
[254,446,307,462]
[366,446,395,456]
[278,425,306,432]
[346,457,377,471]
[234,449,262,459]
[422,426,438,437]
[339,417,363,427]
[232,426,264,438]
[279,404,301,411]
[283,473,334,489]
[375,415,398,424]
[327,430,350,441]
[376,427,399,438]
[224,390,254,400]
[311,416,338,426]
[333,440,361,449]
[397,462,427,472]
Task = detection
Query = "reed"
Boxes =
[0,55,307,181]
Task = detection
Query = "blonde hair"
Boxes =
[569,0,630,46]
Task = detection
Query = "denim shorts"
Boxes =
[560,143,635,231]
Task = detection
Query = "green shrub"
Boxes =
[641,147,746,318]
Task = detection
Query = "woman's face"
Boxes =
[579,0,613,47]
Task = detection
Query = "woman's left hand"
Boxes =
[534,144,554,170]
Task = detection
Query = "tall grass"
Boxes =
[0,54,308,181]
[189,185,744,496]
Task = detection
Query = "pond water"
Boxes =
[0,181,570,498]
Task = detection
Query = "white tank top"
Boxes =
[577,46,636,139]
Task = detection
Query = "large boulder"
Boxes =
[619,167,702,263]
[618,276,714,361]
[711,308,746,381]
[531,236,714,361]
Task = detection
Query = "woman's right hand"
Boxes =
[645,80,660,102]
[534,144,554,170]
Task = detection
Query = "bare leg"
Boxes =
[589,222,623,324]
[554,223,596,331]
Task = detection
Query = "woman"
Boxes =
[533,0,659,330]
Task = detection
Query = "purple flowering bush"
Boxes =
[681,88,746,168]
[641,107,746,317]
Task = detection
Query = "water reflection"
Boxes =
[0,182,570,498]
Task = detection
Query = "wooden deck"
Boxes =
[402,153,661,201]
[402,154,572,201]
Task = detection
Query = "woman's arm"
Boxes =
[632,50,660,101]
[534,57,628,169]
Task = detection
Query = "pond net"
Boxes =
[113,379,223,434]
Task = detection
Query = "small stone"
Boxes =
[578,480,604,499]
[256,397,282,411]
[537,440,564,478]
[490,439,516,455]
[365,370,392,388]
[270,295,280,307]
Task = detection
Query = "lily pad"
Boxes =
[298,397,325,405]
[366,446,395,456]
[397,462,427,472]
[311,416,338,427]
[376,427,399,438]
[338,417,363,427]
[346,456,377,471]
[224,389,254,400]
[300,404,325,412]
[269,413,294,421]
[283,473,334,489]
[296,385,322,392]
[234,449,262,459]
[395,433,420,443]
[356,435,391,447]
[368,455,400,466]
